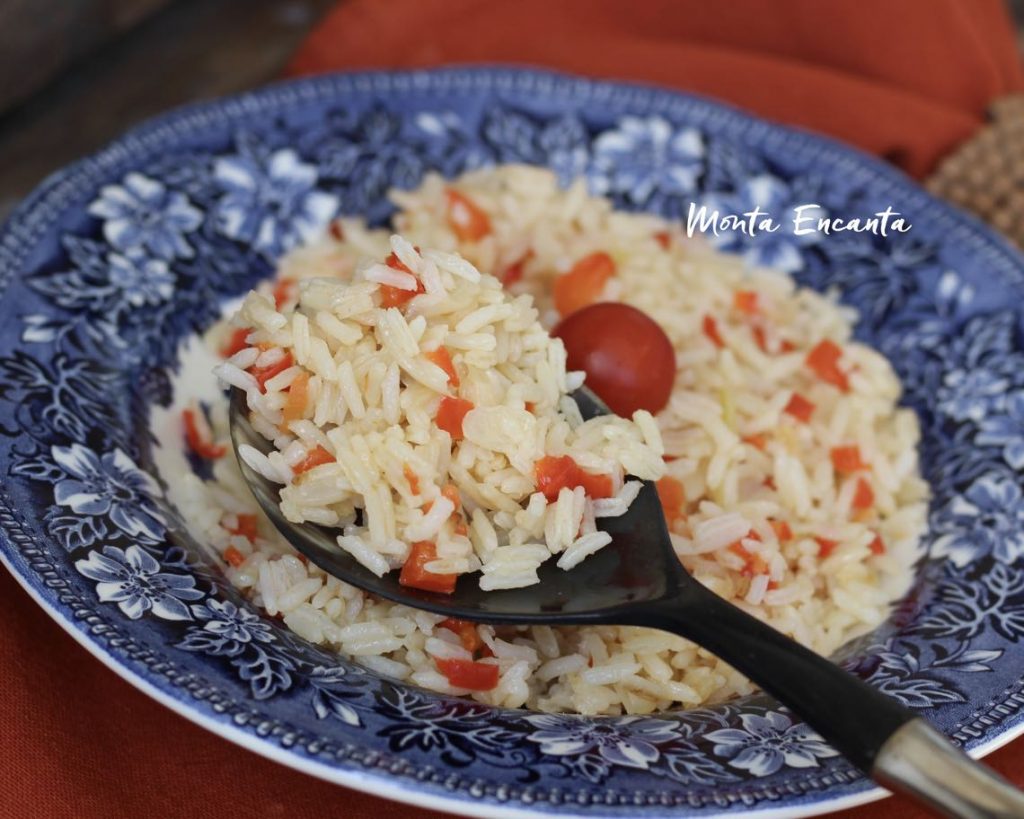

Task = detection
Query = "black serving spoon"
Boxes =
[230,386,1024,818]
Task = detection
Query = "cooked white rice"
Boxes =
[219,236,663,590]
[168,164,929,714]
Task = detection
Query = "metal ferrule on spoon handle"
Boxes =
[873,720,1024,819]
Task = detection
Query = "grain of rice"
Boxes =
[693,512,751,553]
[337,535,390,577]
[557,531,613,570]
[213,361,259,394]
[364,262,418,290]
[228,347,260,370]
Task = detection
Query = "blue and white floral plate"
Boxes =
[1,68,1023,818]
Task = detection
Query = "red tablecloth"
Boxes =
[6,1,1024,816]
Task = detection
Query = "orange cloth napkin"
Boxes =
[288,0,1024,178]
[5,2,1024,817]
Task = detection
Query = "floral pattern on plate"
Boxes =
[0,69,1023,816]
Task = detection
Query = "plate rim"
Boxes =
[1,64,1023,817]
[4,544,1021,819]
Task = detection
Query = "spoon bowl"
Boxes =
[230,387,682,623]
[230,385,1024,818]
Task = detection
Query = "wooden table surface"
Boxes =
[0,0,337,221]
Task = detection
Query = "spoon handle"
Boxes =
[873,719,1024,818]
[629,587,1024,817]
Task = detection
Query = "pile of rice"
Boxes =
[216,236,663,590]
[168,165,929,714]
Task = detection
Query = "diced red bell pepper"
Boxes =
[183,408,226,459]
[553,252,616,317]
[853,477,875,510]
[728,537,770,576]
[439,617,483,654]
[380,282,424,308]
[577,471,613,499]
[435,657,499,691]
[770,520,793,542]
[425,347,459,388]
[656,476,686,527]
[815,537,839,558]
[440,483,462,512]
[226,513,259,543]
[399,541,457,594]
[807,339,849,392]
[249,351,294,393]
[534,455,614,502]
[293,445,335,475]
[220,327,252,358]
[379,278,425,308]
[379,252,425,308]
[437,396,474,440]
[500,250,533,287]
[733,290,759,315]
[445,189,492,242]
[752,325,794,355]
[752,324,768,353]
[869,533,886,555]
[224,546,246,567]
[534,455,578,501]
[830,445,865,474]
[743,433,768,451]
[272,278,297,310]
[281,371,310,425]
[422,490,461,530]
[702,314,724,348]
[403,463,420,496]
[653,230,671,250]
[385,251,413,274]
[784,392,815,423]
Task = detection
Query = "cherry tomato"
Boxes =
[552,303,675,417]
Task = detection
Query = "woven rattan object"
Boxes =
[928,94,1024,246]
